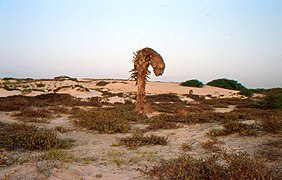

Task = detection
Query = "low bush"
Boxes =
[13,108,53,123]
[72,106,144,133]
[263,88,282,109]
[0,93,102,111]
[239,88,253,97]
[152,102,187,114]
[36,83,45,88]
[201,139,222,153]
[143,150,280,179]
[207,78,246,90]
[147,93,182,103]
[180,79,204,88]
[258,117,282,134]
[257,139,282,161]
[146,118,179,130]
[207,121,258,137]
[0,122,73,150]
[119,132,168,149]
[96,81,110,86]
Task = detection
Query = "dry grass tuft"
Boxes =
[201,139,222,153]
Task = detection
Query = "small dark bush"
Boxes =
[147,93,182,103]
[152,102,187,114]
[250,88,267,94]
[53,75,77,81]
[207,78,246,90]
[3,77,13,81]
[263,88,282,109]
[208,121,258,137]
[180,79,204,88]
[257,139,282,161]
[201,139,222,153]
[96,81,110,86]
[36,83,45,88]
[258,117,282,134]
[239,88,254,97]
[146,118,179,130]
[119,132,168,149]
[0,122,73,150]
[13,108,53,123]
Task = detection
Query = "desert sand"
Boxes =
[0,78,280,179]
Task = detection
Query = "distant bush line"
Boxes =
[180,79,204,88]
[180,78,255,97]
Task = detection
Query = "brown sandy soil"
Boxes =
[0,78,281,179]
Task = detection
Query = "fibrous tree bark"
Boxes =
[130,47,165,115]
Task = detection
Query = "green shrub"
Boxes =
[119,132,168,149]
[249,88,267,94]
[72,106,144,133]
[180,79,204,88]
[263,88,282,109]
[207,78,246,90]
[0,122,73,150]
[239,89,253,97]
[3,77,13,81]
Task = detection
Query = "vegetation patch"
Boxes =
[239,88,254,97]
[180,142,192,152]
[142,150,280,179]
[119,132,168,149]
[180,79,204,88]
[152,102,187,114]
[96,81,110,86]
[257,139,282,161]
[0,122,73,150]
[207,78,246,90]
[207,121,258,137]
[40,149,76,162]
[36,83,45,88]
[147,93,182,103]
[0,93,102,111]
[201,139,222,153]
[72,105,143,133]
[53,75,77,81]
[263,88,282,109]
[257,117,282,134]
[146,117,180,131]
[13,108,53,123]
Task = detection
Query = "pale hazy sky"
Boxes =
[0,0,281,88]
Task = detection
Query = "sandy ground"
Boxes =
[0,78,280,179]
[0,78,241,99]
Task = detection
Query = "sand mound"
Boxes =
[0,88,21,97]
[54,85,102,98]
